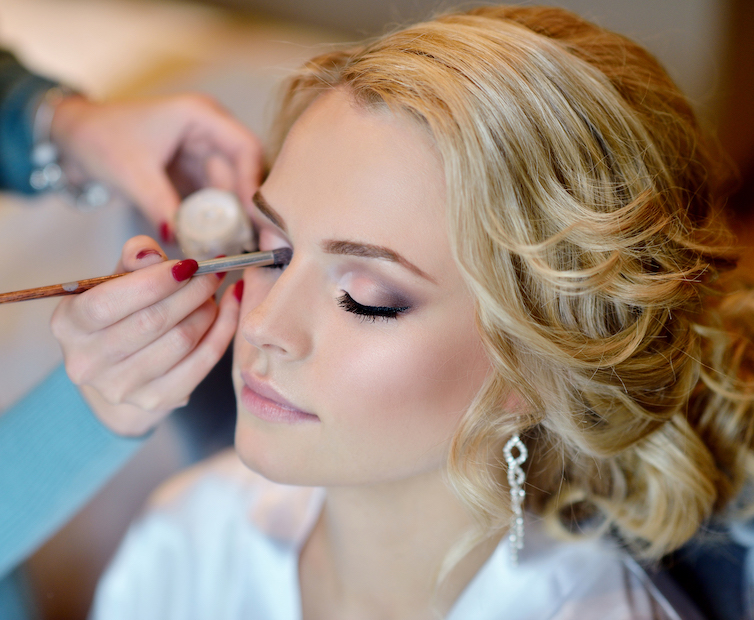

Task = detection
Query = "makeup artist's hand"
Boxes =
[50,94,263,239]
[50,235,242,436]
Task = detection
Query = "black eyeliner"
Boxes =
[337,291,409,322]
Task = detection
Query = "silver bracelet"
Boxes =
[29,86,111,211]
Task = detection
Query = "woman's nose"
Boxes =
[239,264,313,361]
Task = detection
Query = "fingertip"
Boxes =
[136,249,163,260]
[233,279,244,303]
[159,221,174,244]
[171,259,199,283]
[213,255,227,281]
[122,235,166,272]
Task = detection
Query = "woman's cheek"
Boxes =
[328,329,430,419]
[337,317,487,431]
[316,331,469,476]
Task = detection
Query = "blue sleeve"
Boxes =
[0,49,58,193]
[0,365,145,580]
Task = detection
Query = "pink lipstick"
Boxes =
[241,373,319,424]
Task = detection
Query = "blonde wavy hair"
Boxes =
[268,5,754,560]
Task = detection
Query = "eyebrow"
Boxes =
[323,240,436,283]
[253,190,436,284]
[252,191,287,232]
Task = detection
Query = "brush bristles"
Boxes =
[271,247,293,267]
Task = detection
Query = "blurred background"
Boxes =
[0,0,751,617]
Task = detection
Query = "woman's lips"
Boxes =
[240,372,319,424]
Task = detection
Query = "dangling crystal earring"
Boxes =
[503,433,527,565]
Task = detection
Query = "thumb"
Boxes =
[114,235,167,274]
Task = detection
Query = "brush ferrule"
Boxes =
[194,248,291,275]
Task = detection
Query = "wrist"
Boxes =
[33,91,111,210]
[48,92,91,150]
[30,86,81,192]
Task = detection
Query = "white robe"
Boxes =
[90,450,684,620]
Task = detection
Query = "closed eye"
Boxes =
[337,292,409,322]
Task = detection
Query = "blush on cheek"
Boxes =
[334,323,490,457]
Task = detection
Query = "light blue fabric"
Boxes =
[0,49,147,618]
[0,365,144,582]
[0,48,135,618]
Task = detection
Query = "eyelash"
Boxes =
[337,292,409,322]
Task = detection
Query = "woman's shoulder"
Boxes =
[90,450,321,620]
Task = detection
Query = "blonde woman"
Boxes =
[52,5,754,619]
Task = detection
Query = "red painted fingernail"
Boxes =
[233,279,244,302]
[172,259,198,282]
[214,255,227,280]
[159,221,173,244]
[136,249,162,260]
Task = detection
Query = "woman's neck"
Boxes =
[298,468,500,620]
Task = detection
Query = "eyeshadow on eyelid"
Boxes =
[350,285,414,308]
[338,273,412,309]
[381,290,413,308]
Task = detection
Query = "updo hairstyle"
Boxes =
[268,5,754,560]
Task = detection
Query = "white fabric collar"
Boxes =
[236,465,653,620]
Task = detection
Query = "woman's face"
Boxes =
[232,89,491,487]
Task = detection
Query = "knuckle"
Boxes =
[65,356,91,385]
[133,303,170,335]
[182,92,219,115]
[100,331,132,364]
[134,392,176,414]
[101,377,135,407]
[78,293,118,328]
[104,387,126,406]
[132,394,156,412]
[101,388,127,407]
[50,308,67,340]
[165,323,199,357]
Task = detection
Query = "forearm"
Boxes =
[0,365,145,579]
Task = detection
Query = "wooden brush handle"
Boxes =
[0,273,126,304]
[0,248,291,305]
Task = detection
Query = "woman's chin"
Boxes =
[233,414,322,487]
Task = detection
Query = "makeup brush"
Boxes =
[0,248,292,304]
